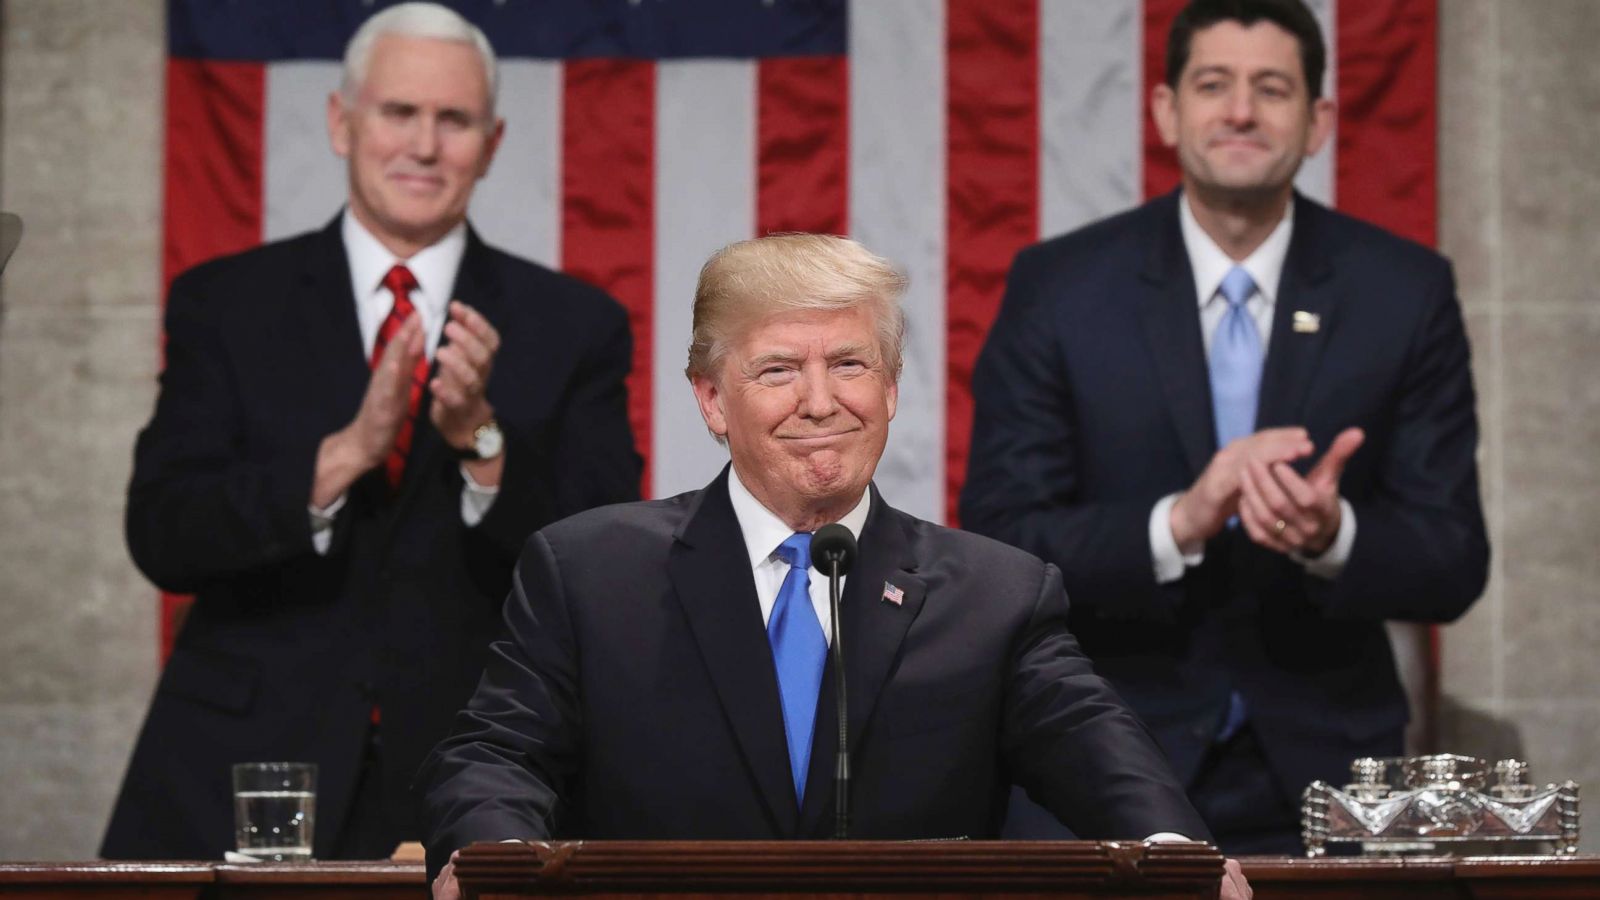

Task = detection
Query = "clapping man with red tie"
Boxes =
[104,2,640,862]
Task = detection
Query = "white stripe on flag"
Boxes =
[651,61,755,499]
[1295,0,1336,205]
[1039,0,1141,239]
[850,0,946,524]
[470,60,562,269]
[263,61,345,240]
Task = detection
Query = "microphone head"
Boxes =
[811,523,858,576]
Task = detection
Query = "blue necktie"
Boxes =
[1209,265,1259,743]
[769,532,827,802]
[1209,265,1262,449]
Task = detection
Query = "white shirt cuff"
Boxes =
[459,463,500,526]
[1144,832,1192,843]
[308,493,348,556]
[1294,497,1356,580]
[1150,493,1204,584]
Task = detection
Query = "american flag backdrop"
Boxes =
[159,0,1438,663]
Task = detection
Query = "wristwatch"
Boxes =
[455,419,504,461]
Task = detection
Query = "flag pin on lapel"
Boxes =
[1292,311,1321,333]
[882,582,905,606]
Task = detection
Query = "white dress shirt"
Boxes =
[308,211,498,553]
[726,466,871,645]
[1147,194,1355,583]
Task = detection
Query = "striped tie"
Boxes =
[371,265,431,489]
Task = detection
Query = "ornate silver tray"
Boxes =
[1301,754,1579,857]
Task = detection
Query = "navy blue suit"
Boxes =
[103,218,642,860]
[961,192,1488,806]
[418,471,1208,878]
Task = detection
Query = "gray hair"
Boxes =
[686,233,908,384]
[341,2,499,114]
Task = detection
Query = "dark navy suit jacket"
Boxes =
[419,471,1208,877]
[103,218,642,859]
[961,192,1488,801]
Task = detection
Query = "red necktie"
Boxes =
[372,265,431,489]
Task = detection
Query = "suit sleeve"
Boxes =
[124,272,322,592]
[1308,261,1489,621]
[960,248,1185,620]
[418,530,578,879]
[1003,563,1210,840]
[471,296,642,560]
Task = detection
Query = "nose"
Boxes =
[795,367,839,420]
[409,114,440,161]
[1224,82,1255,127]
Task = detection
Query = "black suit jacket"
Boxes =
[960,192,1488,799]
[102,218,642,859]
[418,470,1209,876]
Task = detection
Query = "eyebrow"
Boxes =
[1189,64,1298,84]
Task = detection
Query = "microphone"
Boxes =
[811,523,857,839]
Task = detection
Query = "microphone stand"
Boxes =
[828,557,849,839]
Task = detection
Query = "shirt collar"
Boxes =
[341,208,467,317]
[727,465,872,571]
[1178,192,1294,310]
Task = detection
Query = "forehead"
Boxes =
[360,33,490,110]
[1183,20,1305,83]
[731,306,878,356]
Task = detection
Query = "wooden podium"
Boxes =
[452,839,1227,899]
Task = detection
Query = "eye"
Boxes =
[757,365,797,385]
[379,102,417,122]
[1195,79,1226,95]
[437,109,475,132]
[833,359,867,375]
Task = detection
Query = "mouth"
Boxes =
[388,172,446,193]
[779,430,859,447]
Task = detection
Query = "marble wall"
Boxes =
[0,0,1593,859]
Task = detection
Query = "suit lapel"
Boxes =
[667,471,799,835]
[1256,194,1338,430]
[296,217,370,430]
[798,488,928,835]
[1134,193,1215,477]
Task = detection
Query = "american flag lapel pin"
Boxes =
[1292,310,1321,334]
[882,582,904,606]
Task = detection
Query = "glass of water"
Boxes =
[232,762,317,862]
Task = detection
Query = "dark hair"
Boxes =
[1166,0,1327,100]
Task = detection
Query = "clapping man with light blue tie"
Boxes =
[420,233,1255,900]
[961,0,1487,854]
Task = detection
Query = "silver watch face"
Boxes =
[474,422,504,459]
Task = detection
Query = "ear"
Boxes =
[1150,83,1179,148]
[328,91,352,159]
[1304,96,1335,158]
[885,379,898,422]
[691,372,729,440]
[477,116,506,180]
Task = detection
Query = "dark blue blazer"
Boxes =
[102,218,642,860]
[960,192,1488,800]
[418,471,1208,877]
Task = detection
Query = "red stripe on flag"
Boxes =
[756,57,849,236]
[1337,0,1437,246]
[161,58,267,663]
[945,0,1038,525]
[561,60,656,498]
[1141,0,1187,199]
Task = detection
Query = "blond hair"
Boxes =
[686,234,907,383]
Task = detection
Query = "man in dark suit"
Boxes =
[420,234,1251,900]
[102,3,640,860]
[961,0,1488,854]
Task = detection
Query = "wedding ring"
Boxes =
[1274,519,1287,534]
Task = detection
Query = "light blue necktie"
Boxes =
[1209,265,1262,449]
[769,532,827,802]
[1209,265,1260,743]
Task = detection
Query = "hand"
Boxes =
[1221,857,1253,900]
[1238,427,1364,556]
[432,850,460,900]
[430,301,500,450]
[1169,427,1315,548]
[311,314,424,507]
